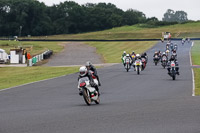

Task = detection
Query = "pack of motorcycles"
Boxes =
[78,41,182,105]
[122,41,180,81]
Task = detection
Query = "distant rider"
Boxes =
[141,52,148,63]
[161,52,168,62]
[121,51,126,64]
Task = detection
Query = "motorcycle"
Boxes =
[174,44,178,51]
[78,76,100,105]
[124,57,131,72]
[134,59,142,75]
[168,61,177,80]
[153,55,159,66]
[161,56,168,69]
[141,57,147,70]
[166,49,170,57]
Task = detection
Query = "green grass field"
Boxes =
[85,41,156,63]
[192,41,200,96]
[192,41,200,65]
[0,67,79,90]
[194,68,200,95]
[0,41,64,56]
[29,22,200,40]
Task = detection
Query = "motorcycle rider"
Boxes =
[78,66,99,96]
[141,52,148,63]
[121,51,126,64]
[167,55,179,75]
[124,54,132,64]
[153,51,160,59]
[161,52,168,62]
[122,51,126,57]
[133,54,141,70]
[86,61,101,86]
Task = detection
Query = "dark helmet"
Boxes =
[171,55,175,60]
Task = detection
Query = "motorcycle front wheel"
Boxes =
[95,96,100,104]
[83,88,91,105]
[172,75,176,80]
[137,66,140,75]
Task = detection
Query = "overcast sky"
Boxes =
[38,0,200,21]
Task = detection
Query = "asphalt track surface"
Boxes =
[1,41,200,133]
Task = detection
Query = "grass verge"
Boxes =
[192,41,200,65]
[0,41,64,56]
[85,41,156,63]
[194,68,200,95]
[192,41,200,96]
[0,67,79,90]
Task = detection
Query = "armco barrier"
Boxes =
[27,50,53,66]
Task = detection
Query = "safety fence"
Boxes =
[27,50,53,66]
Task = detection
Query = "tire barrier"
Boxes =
[43,50,53,59]
[27,50,53,66]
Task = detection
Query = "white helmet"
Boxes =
[136,54,140,57]
[163,52,166,55]
[126,54,129,57]
[79,66,87,76]
[123,51,126,54]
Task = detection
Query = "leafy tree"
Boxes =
[162,9,188,22]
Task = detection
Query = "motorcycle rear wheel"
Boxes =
[83,89,91,105]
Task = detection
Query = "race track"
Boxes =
[1,41,200,133]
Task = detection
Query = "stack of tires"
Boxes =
[43,50,53,59]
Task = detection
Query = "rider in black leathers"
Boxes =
[86,61,101,86]
[167,55,179,75]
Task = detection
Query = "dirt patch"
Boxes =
[43,42,103,66]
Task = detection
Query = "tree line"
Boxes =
[0,0,189,37]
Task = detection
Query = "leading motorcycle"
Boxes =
[124,57,131,72]
[153,55,160,66]
[168,61,177,80]
[78,76,100,105]
[161,56,168,69]
[134,59,142,75]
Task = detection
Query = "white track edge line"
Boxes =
[190,41,195,96]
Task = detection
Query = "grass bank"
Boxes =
[194,68,200,95]
[29,22,200,40]
[192,41,200,96]
[85,41,156,63]
[0,41,64,56]
[192,41,200,65]
[0,67,79,90]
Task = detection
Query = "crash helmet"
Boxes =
[136,54,140,58]
[123,51,126,54]
[163,52,166,55]
[79,66,87,77]
[126,54,130,57]
[86,61,92,67]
